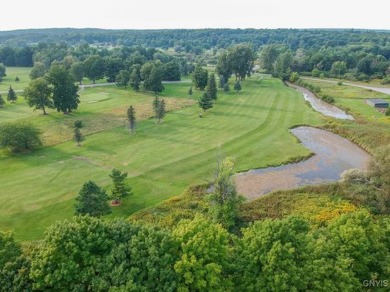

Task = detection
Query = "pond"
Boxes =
[235,126,371,200]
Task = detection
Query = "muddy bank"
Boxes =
[287,82,354,120]
[235,126,371,200]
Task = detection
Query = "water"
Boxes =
[288,83,354,120]
[235,126,371,200]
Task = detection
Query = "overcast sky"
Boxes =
[1,0,389,31]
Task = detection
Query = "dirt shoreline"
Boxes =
[235,126,371,200]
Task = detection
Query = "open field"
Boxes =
[1,85,196,145]
[301,78,390,120]
[0,75,323,240]
[0,67,32,92]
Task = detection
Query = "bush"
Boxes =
[380,77,390,85]
[320,94,335,103]
[386,108,390,116]
[311,68,321,77]
[0,122,42,152]
[74,120,83,128]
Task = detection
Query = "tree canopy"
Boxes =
[45,64,79,114]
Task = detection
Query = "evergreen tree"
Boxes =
[206,73,217,100]
[74,128,83,146]
[156,98,166,123]
[74,181,111,216]
[74,120,83,129]
[234,80,242,92]
[0,95,4,108]
[198,93,213,112]
[153,97,166,123]
[153,96,160,113]
[127,105,136,133]
[7,86,17,102]
[109,168,132,203]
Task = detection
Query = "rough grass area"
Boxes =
[240,185,361,225]
[130,183,361,229]
[302,79,390,120]
[0,75,322,240]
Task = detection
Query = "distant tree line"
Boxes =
[1,29,390,81]
[0,44,193,83]
[1,28,390,53]
[260,43,390,82]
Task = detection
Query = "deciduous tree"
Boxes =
[115,70,130,88]
[83,55,105,84]
[130,65,141,91]
[23,77,53,115]
[46,64,79,114]
[29,62,46,80]
[192,64,208,90]
[70,61,85,84]
[173,215,233,291]
[0,122,42,152]
[216,51,232,85]
[229,44,256,80]
[208,157,243,229]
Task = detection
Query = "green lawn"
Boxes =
[0,67,32,92]
[301,79,390,120]
[0,75,323,240]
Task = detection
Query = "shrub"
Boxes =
[380,77,390,85]
[74,120,83,128]
[0,122,42,152]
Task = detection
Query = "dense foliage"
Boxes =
[1,212,389,291]
[1,28,389,85]
[74,181,111,216]
[0,122,42,152]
